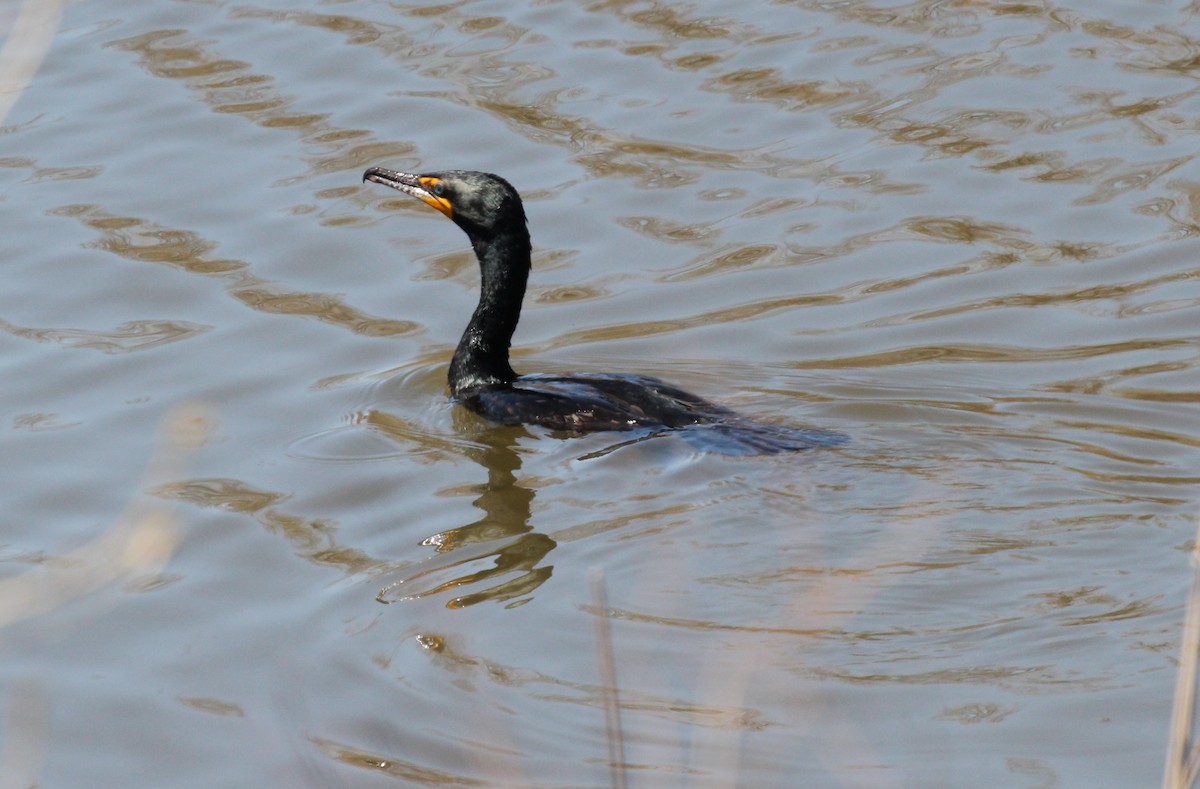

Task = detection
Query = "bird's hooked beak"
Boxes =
[362,167,454,218]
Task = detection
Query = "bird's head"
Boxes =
[363,167,527,241]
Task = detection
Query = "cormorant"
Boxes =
[362,167,845,454]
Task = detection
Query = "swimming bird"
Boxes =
[362,167,845,454]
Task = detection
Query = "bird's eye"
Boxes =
[432,182,445,197]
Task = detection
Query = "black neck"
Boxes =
[448,226,531,396]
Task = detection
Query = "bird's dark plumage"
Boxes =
[362,166,845,454]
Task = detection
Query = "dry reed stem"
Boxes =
[0,405,210,630]
[0,0,64,126]
[0,7,186,784]
[590,568,628,789]
[1163,514,1200,789]
[684,475,947,788]
[0,404,211,783]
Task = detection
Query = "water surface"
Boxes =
[2,0,1199,786]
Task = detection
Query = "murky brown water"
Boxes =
[3,0,1199,785]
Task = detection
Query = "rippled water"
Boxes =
[3,0,1199,786]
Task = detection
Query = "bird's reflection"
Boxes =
[368,413,555,608]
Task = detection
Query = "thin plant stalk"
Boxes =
[591,568,628,789]
[1164,516,1200,789]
